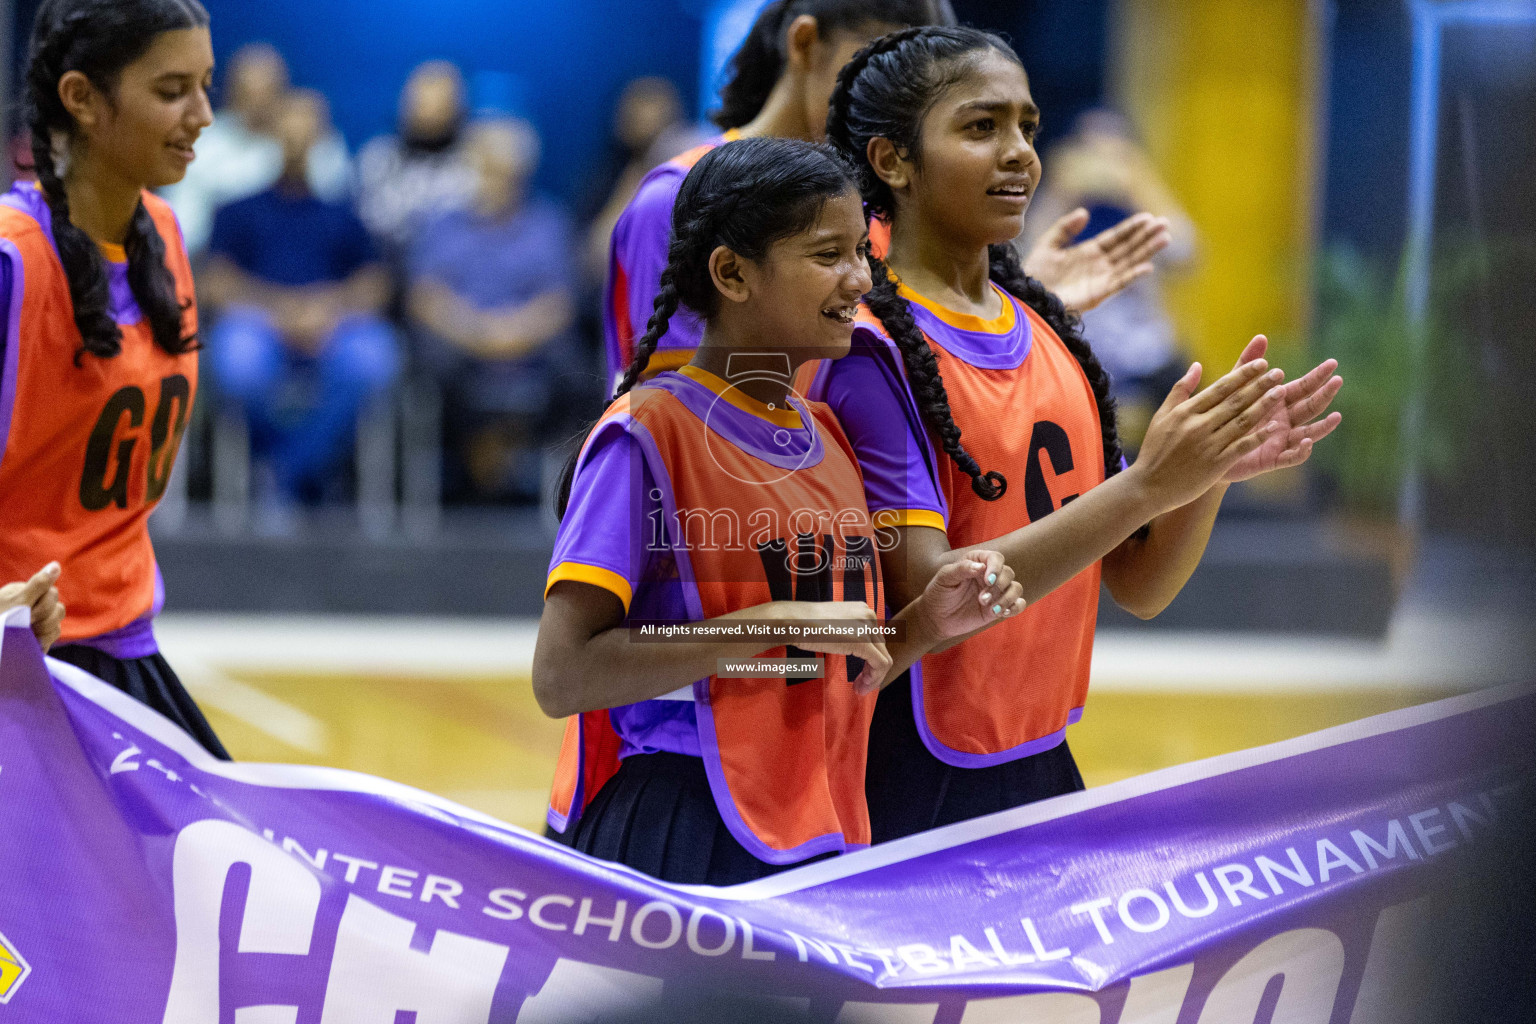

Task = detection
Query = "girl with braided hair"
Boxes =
[604,0,952,385]
[817,26,1345,838]
[537,137,1022,884]
[0,0,227,757]
[600,0,1162,386]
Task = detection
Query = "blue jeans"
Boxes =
[208,306,400,498]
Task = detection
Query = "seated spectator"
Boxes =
[406,118,582,501]
[161,43,350,257]
[357,60,477,260]
[202,91,399,521]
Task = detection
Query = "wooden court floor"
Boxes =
[194,670,1453,833]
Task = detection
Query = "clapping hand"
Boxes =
[1221,336,1343,482]
[1023,209,1171,313]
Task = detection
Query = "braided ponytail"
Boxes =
[23,0,206,364]
[827,25,1015,499]
[987,243,1124,480]
[864,256,1005,499]
[824,25,933,217]
[27,112,115,361]
[613,267,682,400]
[124,198,195,357]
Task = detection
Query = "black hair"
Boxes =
[24,0,207,363]
[826,25,1126,499]
[711,0,955,131]
[557,136,860,518]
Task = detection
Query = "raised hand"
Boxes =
[0,562,65,652]
[919,549,1025,641]
[1130,358,1285,515]
[1221,336,1343,482]
[1023,209,1171,312]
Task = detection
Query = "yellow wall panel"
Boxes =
[1110,0,1320,374]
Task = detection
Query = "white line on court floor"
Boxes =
[173,657,331,754]
[154,603,1534,695]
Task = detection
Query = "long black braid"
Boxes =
[826,24,1128,500]
[557,137,860,519]
[24,0,205,364]
[987,242,1124,480]
[611,266,682,401]
[863,255,1005,499]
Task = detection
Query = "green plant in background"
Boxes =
[1310,240,1484,517]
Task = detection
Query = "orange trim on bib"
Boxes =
[676,365,804,428]
[896,281,1017,334]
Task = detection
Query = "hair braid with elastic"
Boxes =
[987,242,1124,480]
[863,256,1005,500]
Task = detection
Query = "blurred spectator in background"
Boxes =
[202,91,398,524]
[357,61,477,260]
[583,77,702,279]
[162,43,351,256]
[1022,108,1197,448]
[407,118,582,502]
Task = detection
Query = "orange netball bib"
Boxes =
[0,186,197,642]
[872,284,1105,767]
[547,368,883,863]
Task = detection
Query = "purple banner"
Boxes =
[0,607,1529,1023]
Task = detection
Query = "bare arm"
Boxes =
[533,552,1022,716]
[332,263,389,316]
[532,584,892,719]
[203,258,386,316]
[200,254,295,312]
[1102,339,1348,619]
[880,357,1287,619]
[882,467,1163,614]
[408,280,482,352]
[1100,483,1226,619]
[202,257,389,354]
[475,290,574,359]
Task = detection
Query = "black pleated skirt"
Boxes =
[564,751,811,886]
[865,672,1084,843]
[49,645,231,761]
